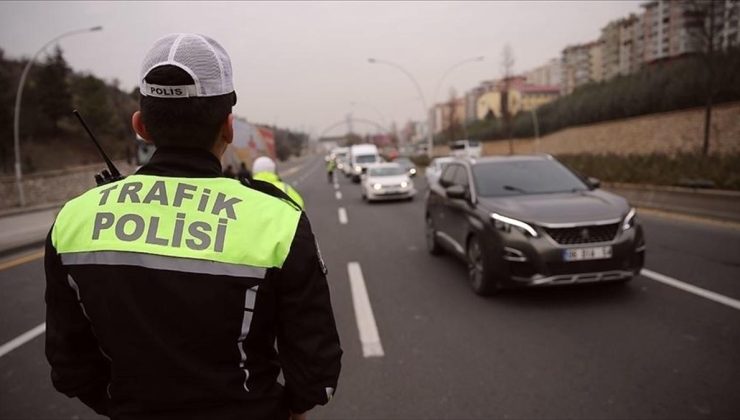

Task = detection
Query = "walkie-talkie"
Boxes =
[73,110,125,186]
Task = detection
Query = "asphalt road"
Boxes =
[1,155,739,419]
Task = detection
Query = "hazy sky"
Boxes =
[0,1,643,137]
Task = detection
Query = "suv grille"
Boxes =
[544,223,619,245]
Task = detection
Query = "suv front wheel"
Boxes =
[425,216,443,256]
[467,234,501,296]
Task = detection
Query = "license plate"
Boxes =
[563,246,613,261]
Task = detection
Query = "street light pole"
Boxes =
[432,56,484,144]
[368,57,433,159]
[531,108,540,153]
[350,101,388,133]
[432,56,485,108]
[12,25,102,207]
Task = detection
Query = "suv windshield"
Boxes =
[369,166,405,176]
[355,154,377,164]
[472,159,589,197]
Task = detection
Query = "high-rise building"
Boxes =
[561,40,603,95]
[718,0,740,50]
[430,98,465,135]
[524,58,562,87]
[602,14,640,81]
[638,0,739,63]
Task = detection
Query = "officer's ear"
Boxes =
[132,111,154,144]
[220,114,234,145]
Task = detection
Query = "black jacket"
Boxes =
[45,147,342,419]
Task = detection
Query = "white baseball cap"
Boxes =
[252,156,276,174]
[139,33,234,99]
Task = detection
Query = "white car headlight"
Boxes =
[491,213,538,238]
[354,165,362,172]
[372,183,382,191]
[400,181,408,188]
[622,208,636,231]
[409,168,417,175]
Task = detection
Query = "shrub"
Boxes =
[557,152,740,190]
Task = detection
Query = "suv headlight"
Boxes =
[372,183,382,190]
[491,213,539,238]
[400,181,408,188]
[622,208,637,231]
[354,165,362,172]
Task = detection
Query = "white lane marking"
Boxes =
[641,269,740,311]
[334,182,339,190]
[338,207,348,224]
[347,262,384,358]
[292,159,322,187]
[283,158,321,187]
[280,165,303,178]
[335,191,342,200]
[0,323,46,358]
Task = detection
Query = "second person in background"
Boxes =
[253,156,305,209]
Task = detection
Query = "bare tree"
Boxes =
[684,0,738,156]
[501,44,515,154]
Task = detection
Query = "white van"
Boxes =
[349,143,380,183]
[449,139,482,158]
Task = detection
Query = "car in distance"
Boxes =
[424,155,645,295]
[361,163,416,202]
[393,156,417,177]
[449,139,482,158]
[425,156,454,187]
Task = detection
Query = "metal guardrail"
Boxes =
[605,182,740,223]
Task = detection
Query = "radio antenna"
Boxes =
[73,109,121,179]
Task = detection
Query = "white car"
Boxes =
[425,157,454,187]
[449,139,482,158]
[361,163,416,202]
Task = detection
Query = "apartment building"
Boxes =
[561,40,604,95]
[430,98,466,134]
[524,58,562,87]
[639,0,738,63]
[602,14,640,80]
[718,0,740,49]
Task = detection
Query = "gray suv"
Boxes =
[425,155,645,295]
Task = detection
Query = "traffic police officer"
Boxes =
[326,159,336,184]
[45,33,342,420]
[251,156,305,209]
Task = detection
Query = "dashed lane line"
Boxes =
[641,268,740,311]
[0,323,45,358]
[338,208,348,225]
[335,191,342,200]
[280,164,304,178]
[347,262,384,358]
[289,158,323,187]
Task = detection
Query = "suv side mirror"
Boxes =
[587,177,601,189]
[446,184,466,200]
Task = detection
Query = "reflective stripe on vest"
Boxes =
[52,175,301,272]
